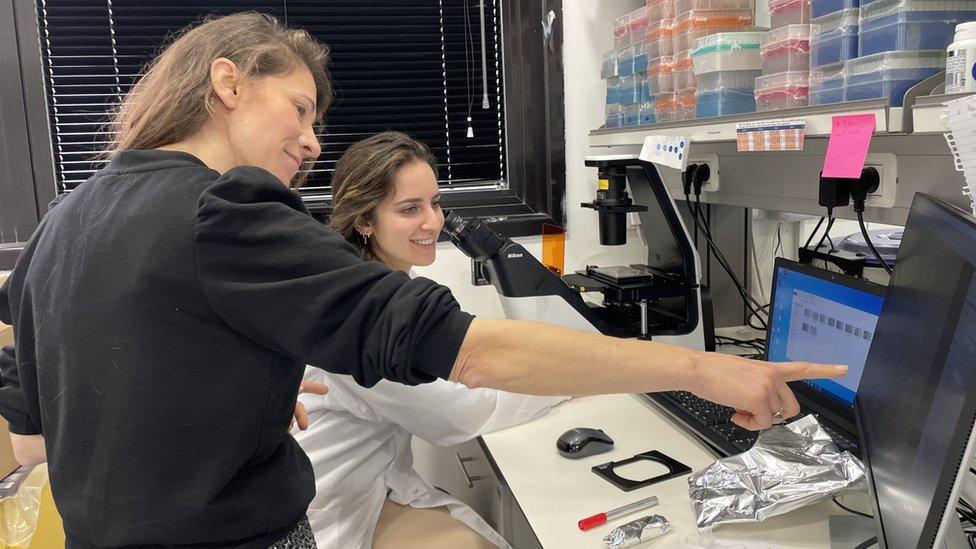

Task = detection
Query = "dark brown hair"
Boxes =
[106,12,332,187]
[330,132,439,261]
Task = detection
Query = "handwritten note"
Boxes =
[822,114,876,178]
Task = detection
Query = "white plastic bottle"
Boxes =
[946,21,976,94]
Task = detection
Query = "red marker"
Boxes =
[578,495,660,531]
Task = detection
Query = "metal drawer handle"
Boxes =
[455,453,484,488]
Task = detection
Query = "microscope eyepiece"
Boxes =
[441,209,506,261]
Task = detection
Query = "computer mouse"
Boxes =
[557,427,614,459]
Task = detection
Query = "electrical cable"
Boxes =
[857,210,893,275]
[695,197,767,315]
[804,217,826,250]
[832,497,874,519]
[814,213,835,254]
[685,194,769,330]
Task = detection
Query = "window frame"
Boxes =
[1,0,565,269]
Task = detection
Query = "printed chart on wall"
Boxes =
[736,118,806,152]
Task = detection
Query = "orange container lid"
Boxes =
[677,89,697,105]
[647,19,674,39]
[656,94,678,108]
[673,53,694,70]
[649,57,674,75]
[674,10,753,31]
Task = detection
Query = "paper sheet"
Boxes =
[944,94,976,216]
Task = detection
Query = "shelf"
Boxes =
[589,99,892,147]
[912,93,973,134]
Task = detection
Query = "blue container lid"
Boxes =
[837,228,902,266]
[845,50,946,78]
[860,0,976,22]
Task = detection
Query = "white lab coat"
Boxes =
[293,368,568,549]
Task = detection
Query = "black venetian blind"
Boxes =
[35,0,506,201]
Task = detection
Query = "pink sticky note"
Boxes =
[822,114,876,178]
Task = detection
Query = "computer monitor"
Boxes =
[766,258,885,434]
[856,193,976,549]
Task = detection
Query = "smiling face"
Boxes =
[222,65,322,185]
[359,161,443,272]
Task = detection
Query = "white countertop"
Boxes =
[481,393,863,548]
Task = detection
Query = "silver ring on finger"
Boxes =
[773,409,784,422]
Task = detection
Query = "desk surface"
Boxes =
[481,393,865,548]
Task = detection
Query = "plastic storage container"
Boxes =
[623,103,641,126]
[677,89,698,119]
[629,7,651,43]
[649,56,675,94]
[606,76,622,105]
[811,8,859,67]
[698,68,764,90]
[845,49,946,105]
[655,93,679,122]
[619,74,644,104]
[697,87,757,116]
[812,0,859,18]
[770,0,812,28]
[634,40,651,73]
[639,101,657,124]
[606,104,623,128]
[691,31,765,73]
[647,19,675,58]
[810,62,847,104]
[674,0,755,16]
[601,50,619,79]
[618,45,636,76]
[673,50,698,90]
[641,74,654,102]
[858,0,976,56]
[761,25,812,73]
[673,9,755,53]
[614,13,632,49]
[755,71,811,110]
[647,0,676,20]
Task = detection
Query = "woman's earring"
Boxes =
[360,232,370,246]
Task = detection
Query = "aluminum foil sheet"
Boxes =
[603,514,673,547]
[688,414,866,530]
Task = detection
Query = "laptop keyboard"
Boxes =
[647,390,861,457]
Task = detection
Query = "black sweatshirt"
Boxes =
[0,150,473,548]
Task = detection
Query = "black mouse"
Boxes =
[557,427,614,459]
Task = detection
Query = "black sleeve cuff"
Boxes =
[415,308,475,381]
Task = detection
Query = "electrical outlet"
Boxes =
[863,153,897,208]
[689,153,720,192]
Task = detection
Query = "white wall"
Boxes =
[414,0,647,317]
[410,0,648,500]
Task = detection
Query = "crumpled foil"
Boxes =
[603,514,673,547]
[688,414,866,530]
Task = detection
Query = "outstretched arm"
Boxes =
[449,318,846,431]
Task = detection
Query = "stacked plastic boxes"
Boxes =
[668,0,755,120]
[811,8,859,67]
[859,0,976,56]
[757,0,812,112]
[605,6,653,127]
[843,0,974,105]
[692,32,765,116]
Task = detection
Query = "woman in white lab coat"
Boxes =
[293,132,566,549]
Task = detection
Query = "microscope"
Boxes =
[443,156,712,350]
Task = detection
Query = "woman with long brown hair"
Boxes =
[294,132,565,549]
[0,11,842,549]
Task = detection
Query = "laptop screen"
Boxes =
[767,259,885,407]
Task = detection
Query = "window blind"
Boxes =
[35,0,506,200]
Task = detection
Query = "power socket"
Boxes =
[689,153,720,192]
[863,153,897,208]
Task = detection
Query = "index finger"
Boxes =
[299,380,329,395]
[776,362,849,382]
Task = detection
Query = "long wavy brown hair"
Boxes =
[329,132,439,261]
[105,12,333,188]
